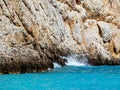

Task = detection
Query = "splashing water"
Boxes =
[53,62,61,68]
[53,54,89,69]
[62,54,89,66]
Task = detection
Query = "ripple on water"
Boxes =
[0,66,120,90]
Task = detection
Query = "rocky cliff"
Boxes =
[0,0,120,74]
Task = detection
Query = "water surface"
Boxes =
[0,65,120,90]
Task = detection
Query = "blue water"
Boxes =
[0,66,120,90]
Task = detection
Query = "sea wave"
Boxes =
[53,62,62,68]
[62,54,89,66]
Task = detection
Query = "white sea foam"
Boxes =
[53,62,61,68]
[48,68,51,70]
[62,54,89,66]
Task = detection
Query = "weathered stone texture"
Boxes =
[0,0,120,73]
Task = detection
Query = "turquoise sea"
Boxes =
[0,65,120,90]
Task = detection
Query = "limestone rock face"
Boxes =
[0,0,120,73]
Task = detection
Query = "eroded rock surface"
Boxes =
[0,0,120,74]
